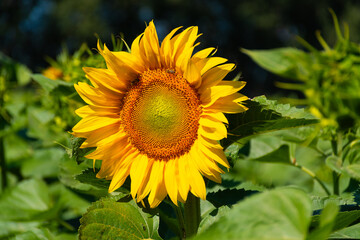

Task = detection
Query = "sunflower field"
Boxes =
[1,5,360,240]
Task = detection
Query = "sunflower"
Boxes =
[72,21,248,208]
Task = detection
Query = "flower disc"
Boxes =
[121,69,202,160]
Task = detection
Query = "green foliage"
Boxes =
[308,202,339,240]
[224,95,318,147]
[79,197,162,240]
[195,188,312,240]
[330,223,360,239]
[242,12,360,132]
[2,12,360,239]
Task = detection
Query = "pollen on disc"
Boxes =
[121,69,202,160]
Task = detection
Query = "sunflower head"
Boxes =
[72,21,248,208]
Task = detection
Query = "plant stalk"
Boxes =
[0,136,6,190]
[297,165,331,196]
[184,193,201,238]
[174,205,186,239]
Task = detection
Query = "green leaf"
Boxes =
[58,154,108,197]
[0,179,50,220]
[345,164,360,180]
[79,197,162,240]
[330,223,360,239]
[75,168,112,191]
[21,147,65,178]
[225,96,319,146]
[198,205,230,234]
[312,194,356,211]
[15,63,32,86]
[194,188,312,240]
[251,95,314,119]
[32,74,73,93]
[48,183,90,220]
[7,228,55,240]
[307,202,339,240]
[241,47,311,81]
[0,221,41,238]
[333,210,360,232]
[250,144,291,164]
[325,156,343,174]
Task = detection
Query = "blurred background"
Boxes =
[1,0,360,97]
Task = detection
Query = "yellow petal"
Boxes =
[149,180,167,208]
[200,144,230,168]
[130,154,149,199]
[85,131,127,159]
[75,105,120,118]
[131,33,144,58]
[199,117,227,140]
[98,43,138,82]
[201,81,246,106]
[164,159,178,205]
[197,57,228,75]
[192,144,223,183]
[184,59,202,88]
[201,112,228,124]
[192,47,216,60]
[136,158,154,202]
[198,63,235,93]
[148,160,166,207]
[108,162,131,193]
[177,154,190,202]
[97,147,136,179]
[141,21,161,69]
[83,67,127,94]
[187,157,206,200]
[172,27,198,60]
[111,51,144,73]
[198,134,223,149]
[73,115,120,134]
[161,26,182,67]
[79,123,119,147]
[205,93,248,113]
[75,82,115,106]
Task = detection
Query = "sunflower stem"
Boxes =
[184,193,201,238]
[174,205,186,239]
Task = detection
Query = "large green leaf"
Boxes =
[225,96,319,146]
[330,223,360,239]
[241,47,311,81]
[332,210,360,232]
[79,197,162,240]
[0,179,50,221]
[7,228,54,240]
[225,134,314,191]
[21,147,65,178]
[194,188,312,240]
[0,221,41,238]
